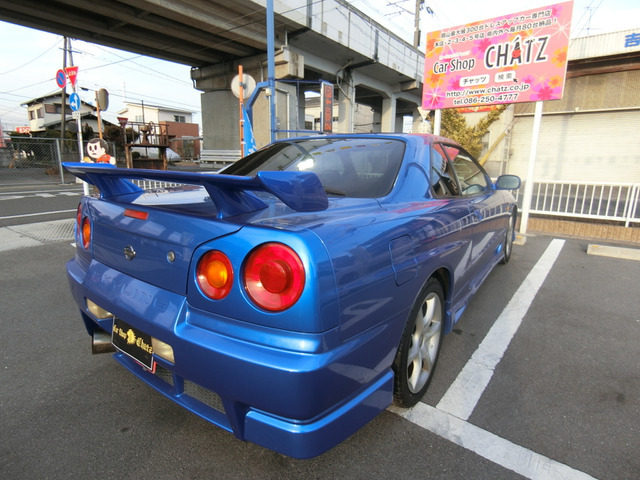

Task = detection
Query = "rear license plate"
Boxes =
[112,318,155,371]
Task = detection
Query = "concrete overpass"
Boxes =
[0,0,425,150]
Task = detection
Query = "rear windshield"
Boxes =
[223,137,405,198]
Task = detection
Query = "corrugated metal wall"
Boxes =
[507,110,640,183]
[502,68,640,183]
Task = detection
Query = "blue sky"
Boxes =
[1,0,638,132]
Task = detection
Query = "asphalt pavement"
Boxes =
[1,187,639,480]
[0,182,82,227]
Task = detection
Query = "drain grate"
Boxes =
[8,218,75,243]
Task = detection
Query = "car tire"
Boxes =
[392,277,444,408]
[500,212,516,264]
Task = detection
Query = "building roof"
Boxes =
[119,101,194,115]
[21,90,95,108]
[569,28,640,61]
[42,112,114,129]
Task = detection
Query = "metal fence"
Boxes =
[0,137,117,186]
[515,181,640,228]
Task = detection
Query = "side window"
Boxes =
[430,144,460,197]
[444,145,490,196]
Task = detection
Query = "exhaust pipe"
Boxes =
[92,329,116,354]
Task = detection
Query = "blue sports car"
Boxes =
[64,133,520,458]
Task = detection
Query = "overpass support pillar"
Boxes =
[337,78,356,133]
[200,90,239,150]
[381,95,398,133]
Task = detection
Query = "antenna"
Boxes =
[586,6,594,35]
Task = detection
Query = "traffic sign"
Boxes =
[66,66,79,87]
[231,73,256,99]
[69,92,81,112]
[96,88,109,111]
[56,69,67,88]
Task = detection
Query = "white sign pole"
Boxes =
[74,88,88,195]
[519,100,543,234]
[433,109,441,136]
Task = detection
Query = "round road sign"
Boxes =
[56,69,67,89]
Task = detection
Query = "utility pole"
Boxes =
[59,37,67,149]
[414,0,423,47]
[67,39,88,194]
[67,39,84,161]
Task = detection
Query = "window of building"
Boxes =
[174,115,186,123]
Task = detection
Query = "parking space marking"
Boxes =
[437,238,565,420]
[391,402,596,480]
[389,239,599,480]
[0,209,76,220]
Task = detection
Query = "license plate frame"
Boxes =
[111,318,155,372]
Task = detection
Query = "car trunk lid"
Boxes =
[87,195,241,295]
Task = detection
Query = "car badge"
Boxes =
[123,245,136,261]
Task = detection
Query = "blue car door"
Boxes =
[446,145,505,289]
[429,143,482,300]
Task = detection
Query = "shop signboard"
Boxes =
[423,2,573,110]
[321,82,334,133]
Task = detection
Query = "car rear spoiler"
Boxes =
[62,163,328,218]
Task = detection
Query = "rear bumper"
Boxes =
[116,352,392,458]
[67,258,395,458]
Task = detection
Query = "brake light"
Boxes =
[196,251,233,300]
[81,216,91,250]
[244,243,305,311]
[124,208,149,220]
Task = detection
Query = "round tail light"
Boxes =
[81,216,91,250]
[244,243,305,311]
[197,250,234,300]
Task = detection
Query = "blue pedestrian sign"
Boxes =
[69,92,81,112]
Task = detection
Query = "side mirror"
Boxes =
[495,174,521,190]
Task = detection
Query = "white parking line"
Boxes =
[0,188,82,195]
[390,239,598,479]
[437,238,565,420]
[0,209,76,220]
[392,403,596,480]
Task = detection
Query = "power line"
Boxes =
[0,37,63,76]
[104,88,200,113]
[78,42,193,86]
[571,0,604,37]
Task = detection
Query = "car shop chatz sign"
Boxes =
[423,1,573,110]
